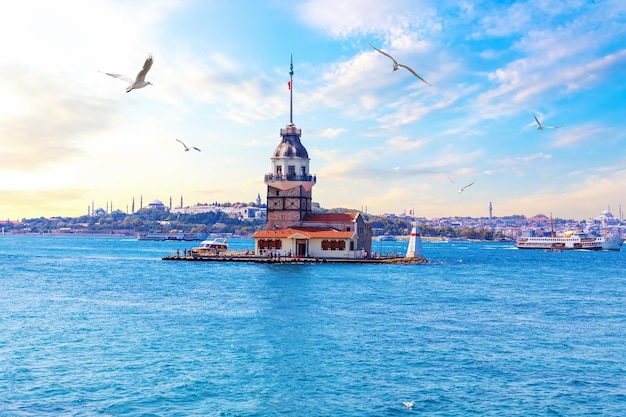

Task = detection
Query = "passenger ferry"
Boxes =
[137,230,207,241]
[516,231,602,250]
[597,235,624,251]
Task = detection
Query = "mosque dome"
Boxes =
[147,199,167,211]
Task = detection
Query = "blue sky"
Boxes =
[1,0,625,220]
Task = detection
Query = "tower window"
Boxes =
[288,165,296,175]
[301,166,306,175]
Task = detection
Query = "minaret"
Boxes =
[489,201,493,219]
[264,55,316,230]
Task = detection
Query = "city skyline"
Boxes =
[54,196,625,224]
[1,1,625,220]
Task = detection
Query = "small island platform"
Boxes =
[162,252,428,264]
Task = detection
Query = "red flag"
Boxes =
[287,81,291,90]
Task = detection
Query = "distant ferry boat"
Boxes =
[516,231,623,251]
[377,235,397,242]
[137,230,207,241]
[597,235,624,251]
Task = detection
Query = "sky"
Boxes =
[1,0,625,221]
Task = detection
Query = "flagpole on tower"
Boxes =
[289,53,294,124]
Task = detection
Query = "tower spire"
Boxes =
[289,53,294,124]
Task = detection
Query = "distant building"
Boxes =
[592,209,620,226]
[238,206,266,221]
[170,201,265,220]
[252,57,372,258]
[171,203,218,215]
[147,199,167,211]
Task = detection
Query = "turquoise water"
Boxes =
[1,235,624,416]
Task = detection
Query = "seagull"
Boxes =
[367,42,431,86]
[458,181,475,193]
[449,177,475,193]
[176,139,200,152]
[102,55,154,92]
[402,401,415,409]
[532,110,561,130]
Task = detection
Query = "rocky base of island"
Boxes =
[162,253,428,264]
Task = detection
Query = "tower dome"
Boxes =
[273,123,308,158]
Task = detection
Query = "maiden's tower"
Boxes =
[252,57,372,258]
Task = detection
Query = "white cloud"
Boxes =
[319,128,347,137]
[499,152,552,166]
[551,125,612,148]
[385,136,430,151]
[296,0,439,40]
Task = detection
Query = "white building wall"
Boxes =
[171,205,218,215]
[307,238,354,258]
[256,237,363,258]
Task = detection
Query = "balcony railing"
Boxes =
[280,127,302,136]
[264,174,316,183]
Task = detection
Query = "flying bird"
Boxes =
[449,177,475,193]
[367,42,431,86]
[102,55,154,92]
[176,139,200,152]
[458,181,475,193]
[532,110,561,130]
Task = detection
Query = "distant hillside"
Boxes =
[5,205,509,241]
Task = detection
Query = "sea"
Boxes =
[0,235,624,416]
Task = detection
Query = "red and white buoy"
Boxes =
[405,222,424,258]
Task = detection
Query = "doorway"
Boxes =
[296,239,307,257]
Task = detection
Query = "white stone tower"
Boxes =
[264,55,316,230]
